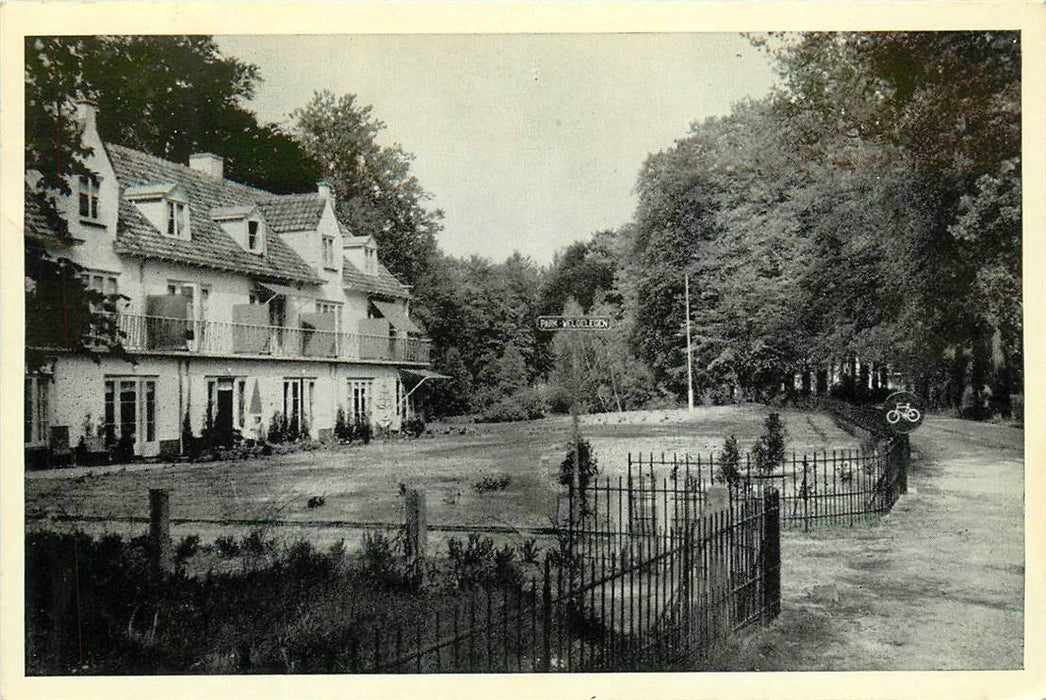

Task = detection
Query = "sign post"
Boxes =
[881,391,923,435]
[536,315,614,540]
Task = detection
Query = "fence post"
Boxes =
[761,489,781,620]
[541,558,552,672]
[149,488,172,574]
[897,435,909,495]
[405,489,427,559]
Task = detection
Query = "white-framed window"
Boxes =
[316,300,343,333]
[166,281,209,320]
[78,175,100,220]
[247,220,264,254]
[348,378,373,423]
[24,375,50,446]
[83,270,119,311]
[166,200,187,238]
[283,377,316,435]
[322,236,336,269]
[103,376,156,450]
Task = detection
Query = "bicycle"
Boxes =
[886,402,921,424]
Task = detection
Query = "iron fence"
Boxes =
[345,478,781,672]
[627,437,907,530]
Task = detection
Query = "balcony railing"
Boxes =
[113,313,431,364]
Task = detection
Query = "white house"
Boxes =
[24,102,436,464]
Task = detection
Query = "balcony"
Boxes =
[113,313,431,364]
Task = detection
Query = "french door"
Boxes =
[104,377,158,457]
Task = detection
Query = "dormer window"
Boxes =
[211,205,265,255]
[126,183,190,240]
[249,221,261,252]
[79,175,100,220]
[365,246,376,274]
[167,201,187,237]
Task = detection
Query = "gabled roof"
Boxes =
[124,182,185,201]
[342,258,410,299]
[105,143,322,284]
[257,193,326,234]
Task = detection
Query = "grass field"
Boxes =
[26,405,859,548]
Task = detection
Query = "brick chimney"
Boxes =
[189,153,224,179]
[317,180,334,202]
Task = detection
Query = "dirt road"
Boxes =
[700,416,1025,671]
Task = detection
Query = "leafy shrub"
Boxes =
[215,535,240,558]
[716,435,743,487]
[241,528,274,557]
[307,495,325,509]
[493,544,522,587]
[558,436,599,491]
[447,534,496,588]
[478,388,548,423]
[267,412,288,444]
[357,530,400,589]
[402,415,426,438]
[175,534,200,564]
[354,415,372,445]
[521,538,541,564]
[752,412,787,474]
[334,407,352,441]
[472,474,512,493]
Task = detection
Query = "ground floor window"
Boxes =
[24,375,49,446]
[283,377,315,435]
[395,377,409,421]
[348,378,373,423]
[104,377,156,449]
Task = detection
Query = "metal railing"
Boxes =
[113,313,431,364]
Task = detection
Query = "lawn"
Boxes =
[26,405,859,549]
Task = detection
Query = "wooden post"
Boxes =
[405,489,427,559]
[149,488,172,573]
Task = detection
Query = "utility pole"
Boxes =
[685,273,694,413]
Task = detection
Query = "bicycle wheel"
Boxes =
[886,410,901,424]
[907,408,921,422]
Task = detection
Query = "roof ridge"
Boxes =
[104,142,269,196]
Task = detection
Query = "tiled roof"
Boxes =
[342,258,410,299]
[24,185,79,245]
[257,194,326,234]
[25,186,61,240]
[105,143,322,284]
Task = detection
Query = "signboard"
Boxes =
[881,391,923,434]
[537,316,613,331]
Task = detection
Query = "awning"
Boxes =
[400,369,452,380]
[257,281,318,300]
[371,299,423,334]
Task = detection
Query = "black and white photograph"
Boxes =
[3,4,1043,699]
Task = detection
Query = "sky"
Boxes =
[215,34,778,264]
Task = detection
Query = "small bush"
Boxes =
[447,534,496,588]
[307,495,325,509]
[175,534,200,563]
[478,388,548,423]
[241,528,273,557]
[402,415,426,438]
[356,530,400,589]
[521,538,541,564]
[752,412,787,474]
[355,415,372,445]
[472,474,512,493]
[716,435,743,487]
[215,534,240,558]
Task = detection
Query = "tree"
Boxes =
[293,91,442,284]
[24,244,131,372]
[25,36,319,195]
